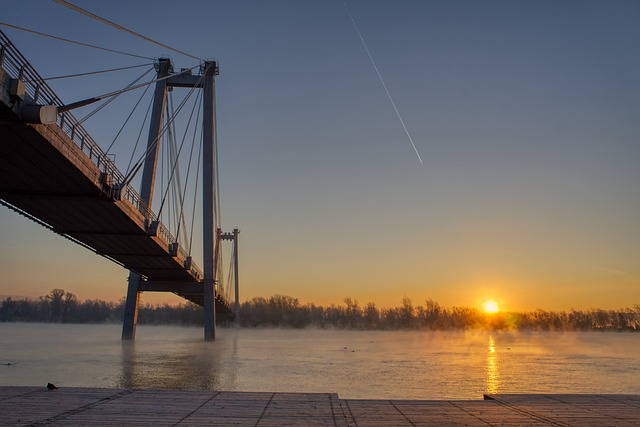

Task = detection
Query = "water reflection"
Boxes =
[118,336,239,390]
[485,335,500,394]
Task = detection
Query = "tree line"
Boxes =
[239,295,640,331]
[1,289,639,331]
[0,289,203,325]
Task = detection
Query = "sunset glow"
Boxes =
[0,1,639,313]
[483,300,500,313]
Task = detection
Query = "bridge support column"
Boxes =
[233,228,240,328]
[122,272,141,340]
[203,278,216,341]
[121,58,170,341]
[202,61,218,341]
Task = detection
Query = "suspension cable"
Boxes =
[76,66,154,125]
[52,0,203,61]
[217,240,225,296]
[125,92,154,175]
[105,75,154,155]
[121,70,204,186]
[176,96,201,246]
[58,64,199,113]
[188,133,203,256]
[164,96,172,227]
[168,93,184,241]
[159,102,171,224]
[156,81,203,220]
[169,94,184,240]
[35,63,153,82]
[176,91,203,247]
[170,91,200,247]
[226,249,235,299]
[214,90,222,229]
[0,21,153,60]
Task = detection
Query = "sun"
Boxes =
[483,300,500,313]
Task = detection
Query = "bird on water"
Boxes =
[47,383,57,391]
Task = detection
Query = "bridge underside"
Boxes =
[0,73,231,316]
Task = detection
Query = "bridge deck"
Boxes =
[0,46,229,314]
[1,387,638,426]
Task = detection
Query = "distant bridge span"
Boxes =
[0,30,237,340]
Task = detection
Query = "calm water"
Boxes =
[1,323,638,399]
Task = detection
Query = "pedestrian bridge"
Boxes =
[0,29,235,339]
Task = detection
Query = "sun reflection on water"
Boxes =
[485,335,500,394]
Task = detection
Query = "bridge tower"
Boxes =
[219,228,241,328]
[121,58,228,341]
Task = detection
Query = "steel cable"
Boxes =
[0,21,153,60]
[53,0,203,61]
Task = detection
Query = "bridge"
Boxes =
[0,29,239,340]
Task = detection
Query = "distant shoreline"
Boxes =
[2,290,638,332]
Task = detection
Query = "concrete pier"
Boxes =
[1,387,638,426]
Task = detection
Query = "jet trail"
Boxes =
[344,2,423,165]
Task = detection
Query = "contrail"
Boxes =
[344,2,423,165]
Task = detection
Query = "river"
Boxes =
[1,323,638,399]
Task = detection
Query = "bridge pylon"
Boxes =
[219,228,241,328]
[121,58,230,341]
[121,58,171,341]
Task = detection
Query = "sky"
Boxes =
[1,0,639,311]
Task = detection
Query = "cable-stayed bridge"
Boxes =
[0,29,239,340]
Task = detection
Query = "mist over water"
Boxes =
[1,323,638,399]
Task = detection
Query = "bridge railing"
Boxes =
[0,30,200,276]
[1,33,123,184]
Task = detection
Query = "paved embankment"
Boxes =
[1,386,638,426]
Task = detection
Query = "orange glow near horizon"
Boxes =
[483,300,500,313]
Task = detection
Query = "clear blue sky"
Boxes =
[1,0,639,310]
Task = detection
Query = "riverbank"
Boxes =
[1,386,639,426]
